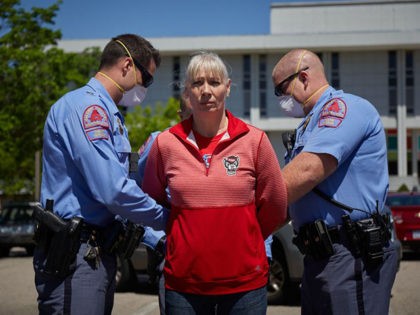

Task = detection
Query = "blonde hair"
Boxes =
[185,51,229,85]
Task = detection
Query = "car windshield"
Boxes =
[0,206,33,224]
[386,195,420,206]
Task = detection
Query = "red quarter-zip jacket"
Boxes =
[142,110,288,295]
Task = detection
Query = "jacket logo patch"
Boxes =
[223,155,240,176]
[318,98,347,128]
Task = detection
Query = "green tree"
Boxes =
[0,0,177,197]
[0,0,100,195]
[125,97,180,150]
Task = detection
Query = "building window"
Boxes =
[388,51,397,115]
[331,52,340,89]
[173,56,181,99]
[243,55,251,117]
[406,51,414,115]
[259,55,267,117]
[387,129,398,175]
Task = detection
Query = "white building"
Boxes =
[59,0,420,191]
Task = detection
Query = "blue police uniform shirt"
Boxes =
[135,131,166,249]
[135,131,161,187]
[287,86,389,230]
[41,77,168,229]
[142,226,166,249]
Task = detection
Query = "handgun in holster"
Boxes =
[117,222,145,260]
[45,216,83,277]
[101,220,145,260]
[32,200,83,277]
[32,200,66,250]
[293,220,334,260]
[293,220,335,260]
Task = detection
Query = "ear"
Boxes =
[121,57,134,76]
[298,70,309,88]
[226,79,232,97]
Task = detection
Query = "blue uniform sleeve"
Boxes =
[303,97,377,165]
[142,226,166,249]
[59,101,168,229]
[135,131,161,186]
[265,235,273,259]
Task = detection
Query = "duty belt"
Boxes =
[293,214,391,267]
[80,220,145,259]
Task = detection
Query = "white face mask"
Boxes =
[118,85,147,107]
[278,95,305,118]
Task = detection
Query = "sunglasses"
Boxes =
[274,66,309,97]
[132,58,154,88]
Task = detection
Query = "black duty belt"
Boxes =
[79,222,104,243]
[294,215,391,264]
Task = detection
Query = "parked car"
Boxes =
[0,202,36,257]
[385,205,403,268]
[386,191,420,252]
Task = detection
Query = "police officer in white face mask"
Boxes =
[97,38,154,108]
[273,51,329,118]
[35,34,166,315]
[271,49,398,315]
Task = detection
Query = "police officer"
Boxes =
[34,34,168,315]
[272,49,398,314]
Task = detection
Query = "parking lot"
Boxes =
[0,248,419,315]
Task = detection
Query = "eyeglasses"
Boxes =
[132,58,154,88]
[274,66,309,97]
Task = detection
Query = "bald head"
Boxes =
[272,49,326,85]
[272,49,329,111]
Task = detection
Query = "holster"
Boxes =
[101,220,145,260]
[43,217,83,277]
[118,222,145,259]
[293,220,335,260]
[343,214,391,268]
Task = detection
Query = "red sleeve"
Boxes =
[141,136,170,209]
[255,132,288,239]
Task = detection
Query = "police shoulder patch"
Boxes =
[83,105,109,141]
[318,98,347,128]
[85,129,109,141]
[83,105,109,130]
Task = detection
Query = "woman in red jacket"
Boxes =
[142,51,288,314]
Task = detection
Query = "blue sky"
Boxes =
[21,0,336,39]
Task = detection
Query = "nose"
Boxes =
[201,81,212,95]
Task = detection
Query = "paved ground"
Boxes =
[1,248,419,315]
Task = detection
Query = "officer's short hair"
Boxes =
[99,34,161,70]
